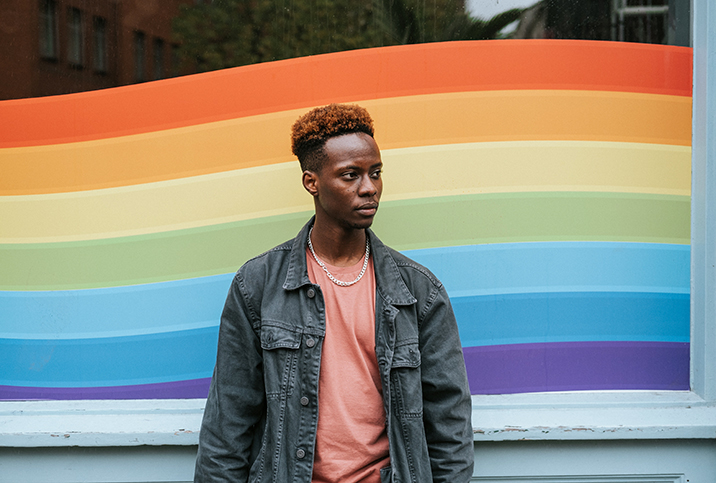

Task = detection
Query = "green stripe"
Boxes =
[1,193,690,290]
[374,192,690,249]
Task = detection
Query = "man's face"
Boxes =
[304,132,383,232]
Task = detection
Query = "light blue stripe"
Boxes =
[404,242,690,297]
[0,242,688,338]
[0,274,231,339]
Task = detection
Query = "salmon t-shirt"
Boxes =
[306,248,390,483]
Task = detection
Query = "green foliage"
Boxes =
[256,0,378,61]
[172,0,525,73]
[372,0,468,45]
[443,7,525,40]
[172,0,256,71]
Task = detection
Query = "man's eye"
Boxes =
[343,172,357,179]
[371,170,382,179]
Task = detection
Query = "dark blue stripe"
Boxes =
[0,327,219,387]
[454,291,690,347]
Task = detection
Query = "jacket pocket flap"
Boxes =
[391,342,421,368]
[261,324,302,350]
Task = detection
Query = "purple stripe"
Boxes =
[0,378,211,401]
[463,341,690,395]
[1,342,691,399]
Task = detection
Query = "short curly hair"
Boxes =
[291,103,375,172]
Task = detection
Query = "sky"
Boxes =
[466,0,541,20]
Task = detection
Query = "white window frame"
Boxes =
[0,0,714,449]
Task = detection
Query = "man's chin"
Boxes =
[349,218,375,230]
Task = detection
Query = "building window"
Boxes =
[134,31,145,82]
[170,44,180,77]
[67,7,84,67]
[153,38,164,80]
[39,0,58,60]
[93,16,108,73]
[612,0,669,44]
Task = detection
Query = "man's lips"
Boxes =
[356,203,379,215]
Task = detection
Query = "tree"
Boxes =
[173,0,379,72]
[172,0,524,73]
[374,0,523,44]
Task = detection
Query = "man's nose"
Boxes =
[358,175,378,196]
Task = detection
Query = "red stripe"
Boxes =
[0,40,692,148]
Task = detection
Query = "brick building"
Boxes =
[0,0,191,100]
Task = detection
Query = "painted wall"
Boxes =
[0,40,692,399]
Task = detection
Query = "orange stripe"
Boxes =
[0,91,691,195]
[0,40,692,148]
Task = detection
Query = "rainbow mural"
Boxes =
[0,40,692,399]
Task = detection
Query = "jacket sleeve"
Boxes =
[194,272,265,483]
[419,283,474,483]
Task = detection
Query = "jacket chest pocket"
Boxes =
[260,322,302,400]
[390,339,423,417]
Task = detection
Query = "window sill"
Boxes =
[471,391,716,441]
[1,391,715,448]
[0,399,204,448]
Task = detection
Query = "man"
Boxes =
[194,104,473,482]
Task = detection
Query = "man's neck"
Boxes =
[309,219,368,268]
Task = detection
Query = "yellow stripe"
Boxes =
[386,141,691,199]
[0,90,691,195]
[0,141,690,243]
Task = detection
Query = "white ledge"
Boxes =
[1,391,716,447]
[472,391,716,441]
[0,399,205,448]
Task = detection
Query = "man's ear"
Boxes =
[302,170,319,197]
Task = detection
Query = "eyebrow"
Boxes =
[340,162,383,170]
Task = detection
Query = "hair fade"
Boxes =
[291,103,375,172]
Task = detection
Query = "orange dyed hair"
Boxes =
[291,103,374,172]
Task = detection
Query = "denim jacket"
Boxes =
[194,219,474,483]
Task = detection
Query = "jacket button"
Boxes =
[307,288,315,298]
[300,396,309,406]
[296,449,306,459]
[306,338,315,348]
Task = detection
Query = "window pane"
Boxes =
[134,31,145,82]
[170,44,180,77]
[153,38,164,80]
[93,17,107,73]
[38,0,57,60]
[67,7,83,67]
[0,0,694,402]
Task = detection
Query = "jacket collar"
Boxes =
[282,217,314,291]
[283,217,417,306]
[367,228,417,306]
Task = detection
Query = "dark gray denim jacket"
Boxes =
[194,219,474,483]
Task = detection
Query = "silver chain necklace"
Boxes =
[308,226,370,287]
